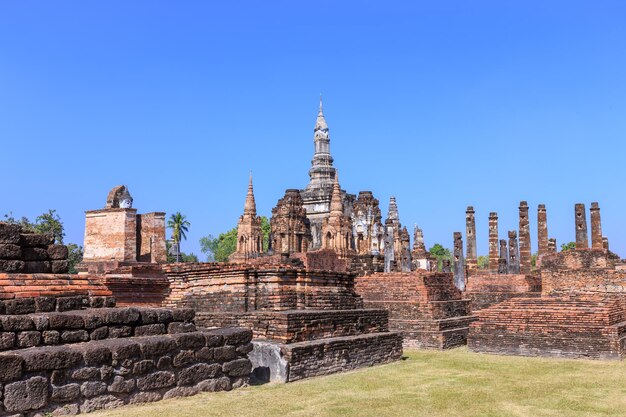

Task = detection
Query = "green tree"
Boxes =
[34,209,65,244]
[167,212,190,262]
[561,241,576,252]
[200,216,271,262]
[477,255,489,269]
[67,244,84,274]
[429,243,453,270]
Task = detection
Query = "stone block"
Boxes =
[90,326,109,340]
[81,381,107,398]
[22,247,49,261]
[132,359,155,375]
[106,308,140,325]
[50,369,67,385]
[173,350,195,368]
[89,296,106,308]
[20,232,54,246]
[196,376,231,392]
[129,391,162,404]
[214,345,237,362]
[42,330,60,345]
[47,244,69,260]
[178,363,222,386]
[22,346,83,371]
[82,311,106,329]
[222,358,252,376]
[137,336,178,357]
[108,325,132,338]
[220,328,253,345]
[204,333,224,347]
[156,309,173,323]
[81,344,112,366]
[236,343,254,355]
[0,223,22,244]
[195,347,214,361]
[48,313,84,329]
[0,259,24,272]
[51,383,81,402]
[137,371,175,390]
[0,354,23,382]
[56,296,85,312]
[0,244,21,259]
[61,330,89,343]
[0,332,16,349]
[3,376,48,412]
[167,322,196,334]
[163,386,199,399]
[32,314,49,331]
[171,308,195,322]
[71,366,100,380]
[107,339,141,360]
[134,323,165,336]
[79,394,124,413]
[157,356,172,370]
[51,260,70,274]
[17,330,41,348]
[173,332,205,350]
[2,315,34,331]
[35,296,57,312]
[5,298,36,315]
[108,376,135,393]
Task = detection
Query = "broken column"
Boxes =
[575,203,588,249]
[518,201,531,274]
[508,231,520,274]
[603,237,609,251]
[590,202,603,249]
[465,206,477,273]
[498,239,508,274]
[537,204,548,267]
[453,232,465,291]
[488,212,499,273]
[442,259,451,273]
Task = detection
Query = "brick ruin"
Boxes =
[0,223,70,274]
[355,272,476,349]
[228,175,263,262]
[161,262,402,382]
[468,202,626,360]
[0,223,252,415]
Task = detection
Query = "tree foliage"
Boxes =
[477,255,489,269]
[561,241,576,252]
[67,244,84,274]
[428,243,453,270]
[3,209,64,243]
[166,241,198,263]
[200,216,270,262]
[167,212,190,244]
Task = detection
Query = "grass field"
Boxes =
[93,347,626,417]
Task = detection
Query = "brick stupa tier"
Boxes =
[161,262,403,382]
[355,272,477,349]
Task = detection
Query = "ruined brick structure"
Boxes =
[229,175,263,262]
[383,197,411,272]
[351,191,384,255]
[453,232,465,290]
[411,225,430,271]
[320,175,355,258]
[162,262,402,382]
[536,204,548,267]
[508,231,520,274]
[0,237,251,414]
[590,202,603,249]
[488,212,499,272]
[518,201,532,274]
[469,202,626,360]
[83,186,166,264]
[269,189,311,254]
[355,272,476,349]
[0,222,69,274]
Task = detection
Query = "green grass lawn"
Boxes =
[93,347,626,417]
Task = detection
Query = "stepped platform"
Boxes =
[0,271,251,415]
[355,272,477,349]
[163,262,403,383]
[464,273,541,311]
[468,296,626,359]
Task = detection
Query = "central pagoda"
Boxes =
[300,98,355,249]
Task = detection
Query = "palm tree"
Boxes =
[167,212,190,262]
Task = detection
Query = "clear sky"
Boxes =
[2,1,625,259]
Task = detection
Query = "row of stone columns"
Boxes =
[576,202,606,250]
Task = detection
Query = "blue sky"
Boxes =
[1,1,625,259]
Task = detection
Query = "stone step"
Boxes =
[0,294,116,315]
[0,306,197,351]
[0,327,253,415]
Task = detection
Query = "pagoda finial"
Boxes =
[243,172,256,216]
[330,171,343,216]
[319,94,323,114]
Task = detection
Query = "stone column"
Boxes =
[498,239,508,274]
[548,238,557,253]
[603,237,609,251]
[590,202,603,249]
[453,232,465,291]
[442,259,451,273]
[518,201,531,274]
[508,231,520,274]
[488,212,499,273]
[465,206,477,273]
[575,203,588,249]
[537,204,548,261]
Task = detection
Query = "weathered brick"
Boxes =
[4,376,48,412]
